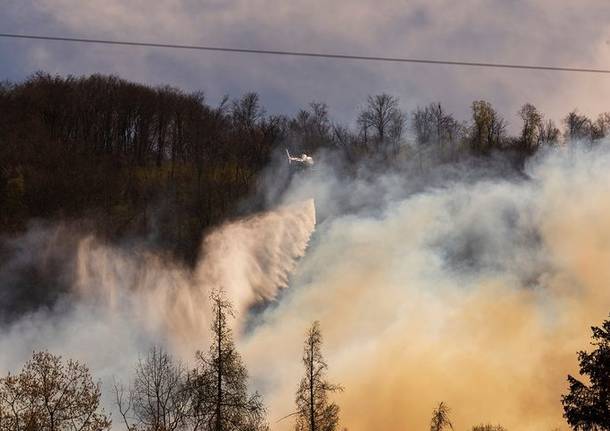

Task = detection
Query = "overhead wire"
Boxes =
[1,32,609,74]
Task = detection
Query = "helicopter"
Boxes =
[286,149,314,167]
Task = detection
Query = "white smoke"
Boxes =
[71,198,315,354]
[240,143,610,430]
[2,142,610,431]
[0,198,316,420]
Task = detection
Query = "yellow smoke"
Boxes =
[240,147,610,430]
[4,144,610,431]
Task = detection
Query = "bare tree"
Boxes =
[115,346,190,431]
[412,103,463,160]
[469,100,507,153]
[539,119,561,146]
[517,103,543,155]
[189,290,267,431]
[232,93,264,132]
[563,110,592,142]
[430,402,453,431]
[562,314,610,430]
[230,92,274,169]
[289,102,332,154]
[358,94,406,156]
[295,321,343,431]
[332,124,370,165]
[591,112,610,141]
[0,351,110,431]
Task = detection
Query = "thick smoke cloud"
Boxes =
[241,143,610,430]
[0,199,315,418]
[2,143,610,430]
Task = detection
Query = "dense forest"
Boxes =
[2,72,609,262]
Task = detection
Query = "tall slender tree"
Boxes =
[190,290,267,431]
[469,100,506,153]
[295,321,343,431]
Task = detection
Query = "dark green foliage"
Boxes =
[562,316,610,430]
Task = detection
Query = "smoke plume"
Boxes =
[241,144,610,430]
[2,143,610,431]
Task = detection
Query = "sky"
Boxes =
[2,1,610,129]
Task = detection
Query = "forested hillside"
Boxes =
[1,72,608,260]
[3,72,610,430]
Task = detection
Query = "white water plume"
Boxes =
[0,198,316,411]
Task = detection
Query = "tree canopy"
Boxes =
[2,72,609,267]
[562,315,610,430]
[0,351,111,431]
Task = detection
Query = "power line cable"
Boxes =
[1,32,609,74]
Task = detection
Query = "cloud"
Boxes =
[2,1,610,126]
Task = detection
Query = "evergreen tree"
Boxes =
[294,321,343,431]
[114,346,190,431]
[562,315,610,430]
[430,402,453,431]
[190,290,267,431]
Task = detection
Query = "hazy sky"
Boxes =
[2,1,610,128]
